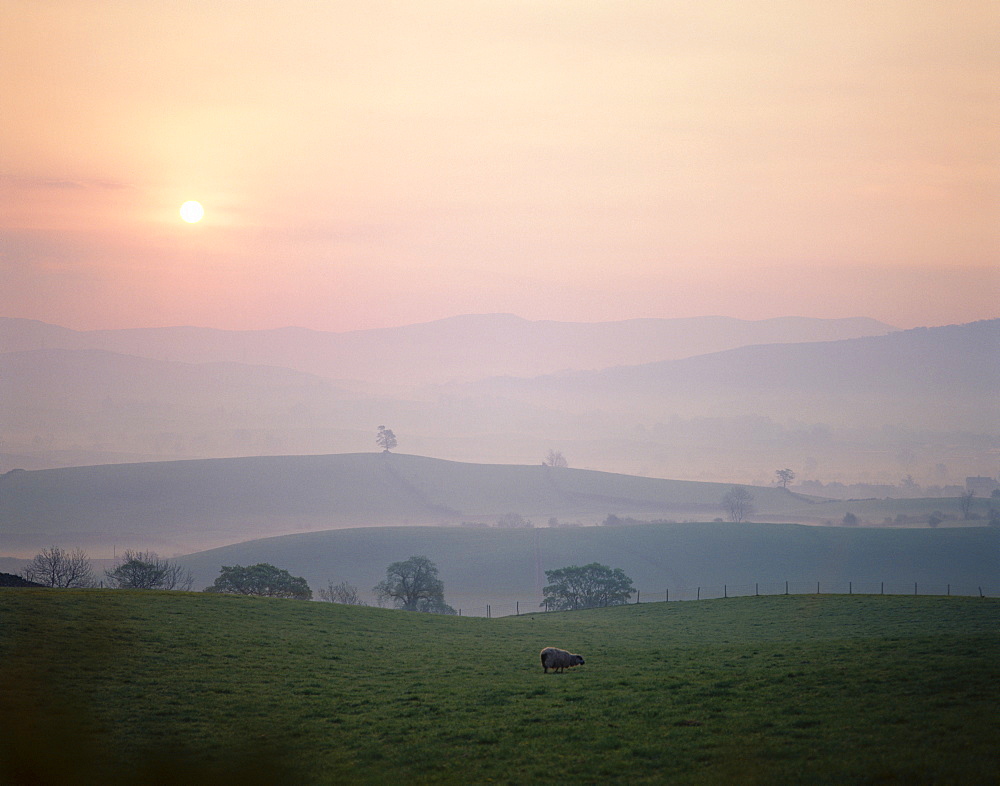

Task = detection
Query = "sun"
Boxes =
[179,201,204,223]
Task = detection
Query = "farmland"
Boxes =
[1,590,997,783]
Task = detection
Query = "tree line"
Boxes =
[21,547,195,590]
[18,548,638,613]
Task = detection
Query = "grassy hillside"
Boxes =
[0,453,809,556]
[1,590,997,784]
[177,522,1000,611]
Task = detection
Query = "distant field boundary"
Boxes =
[455,580,996,618]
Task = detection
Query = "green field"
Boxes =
[2,590,998,784]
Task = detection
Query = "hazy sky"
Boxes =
[2,1,997,332]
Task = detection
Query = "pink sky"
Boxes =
[2,1,997,332]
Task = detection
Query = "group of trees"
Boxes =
[21,547,193,590]
[205,563,312,599]
[17,546,457,613]
[20,545,638,617]
[105,550,194,590]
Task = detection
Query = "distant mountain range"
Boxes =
[0,313,895,384]
[459,319,1000,428]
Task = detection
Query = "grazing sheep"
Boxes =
[540,646,585,673]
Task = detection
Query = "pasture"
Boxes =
[1,590,997,784]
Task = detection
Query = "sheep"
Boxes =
[540,646,585,673]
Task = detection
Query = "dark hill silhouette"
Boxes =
[0,453,805,556]
[0,572,44,588]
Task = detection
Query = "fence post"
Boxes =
[849,581,852,595]
[817,581,820,594]
[755,582,759,596]
[665,588,668,603]
[881,581,884,595]
[947,584,950,596]
[914,583,918,596]
[487,604,491,619]
[980,586,984,598]
[697,587,700,600]
[637,590,640,604]
[516,601,519,615]
[724,585,727,599]
[785,581,789,595]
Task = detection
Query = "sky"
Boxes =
[2,0,997,333]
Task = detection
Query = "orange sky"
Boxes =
[2,0,997,332]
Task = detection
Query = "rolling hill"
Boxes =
[175,521,1000,611]
[1,452,818,556]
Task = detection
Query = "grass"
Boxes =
[1,590,998,784]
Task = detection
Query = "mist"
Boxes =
[2,315,996,488]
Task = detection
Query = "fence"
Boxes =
[453,580,995,618]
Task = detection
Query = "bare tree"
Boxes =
[105,550,194,590]
[496,512,533,528]
[722,486,755,523]
[959,489,976,520]
[161,559,196,591]
[543,449,568,468]
[775,468,796,489]
[23,547,95,588]
[318,580,367,605]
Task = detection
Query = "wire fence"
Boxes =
[453,580,996,618]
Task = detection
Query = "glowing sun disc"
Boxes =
[180,201,204,223]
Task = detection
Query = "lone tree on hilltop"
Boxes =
[23,546,95,588]
[376,425,398,452]
[105,550,193,590]
[543,449,568,468]
[204,563,312,599]
[722,486,755,523]
[541,563,635,611]
[775,468,796,489]
[373,555,455,613]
